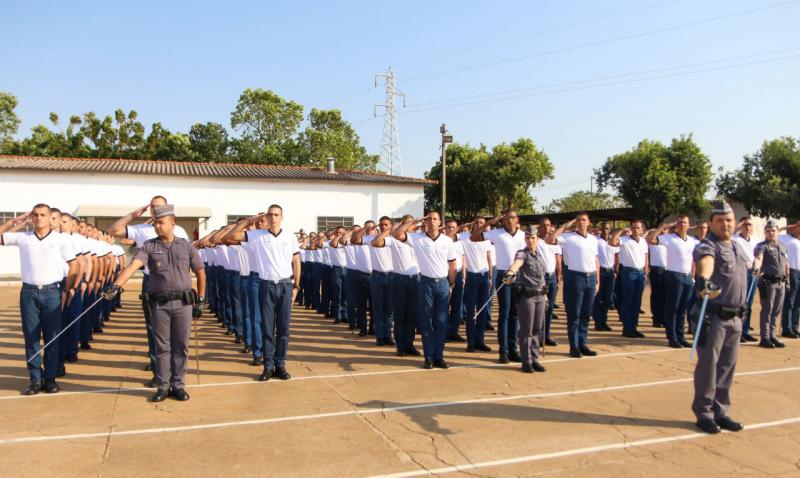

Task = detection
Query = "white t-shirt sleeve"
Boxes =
[61,236,77,262]
[174,225,189,240]
[483,228,500,243]
[2,232,22,246]
[447,242,458,261]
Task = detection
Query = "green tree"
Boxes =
[294,108,379,170]
[0,92,21,151]
[230,88,303,164]
[716,137,800,219]
[425,138,554,220]
[595,134,712,226]
[189,122,229,162]
[143,122,194,161]
[543,190,626,213]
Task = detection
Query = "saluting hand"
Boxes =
[14,212,31,225]
[132,204,149,218]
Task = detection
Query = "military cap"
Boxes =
[710,199,734,217]
[524,225,538,236]
[765,219,780,229]
[153,204,175,219]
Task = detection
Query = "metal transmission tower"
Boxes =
[374,67,405,176]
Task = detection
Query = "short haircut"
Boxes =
[576,212,589,219]
[503,208,516,215]
[740,216,751,222]
[151,195,168,203]
[676,214,690,220]
[425,210,441,220]
[446,219,458,226]
[379,216,392,223]
[401,214,414,222]
[364,219,375,226]
[631,219,644,226]
[32,203,51,212]
[538,217,551,225]
[50,207,62,215]
[267,204,283,213]
[62,213,74,221]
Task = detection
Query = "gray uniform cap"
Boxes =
[765,219,780,229]
[710,199,733,216]
[153,205,175,219]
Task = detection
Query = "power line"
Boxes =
[406,47,800,108]
[394,0,681,68]
[403,0,800,83]
[399,52,800,114]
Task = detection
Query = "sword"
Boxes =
[472,282,505,322]
[689,292,710,360]
[193,316,201,384]
[27,296,105,363]
[745,274,759,307]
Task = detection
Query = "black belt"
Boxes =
[761,275,786,284]
[140,290,195,304]
[512,284,548,298]
[706,304,745,320]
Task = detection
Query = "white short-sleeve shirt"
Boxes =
[648,243,667,268]
[733,234,757,265]
[618,235,648,269]
[353,242,372,273]
[450,239,465,272]
[384,236,419,275]
[2,230,77,285]
[344,244,357,269]
[245,229,299,281]
[779,234,800,270]
[557,232,599,274]
[231,244,249,276]
[596,237,619,269]
[126,223,188,274]
[458,232,492,273]
[658,233,698,274]
[329,242,347,267]
[483,228,526,271]
[365,234,394,273]
[405,232,456,279]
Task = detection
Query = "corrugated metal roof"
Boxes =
[0,155,435,185]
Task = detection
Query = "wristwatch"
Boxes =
[198,296,206,304]
[292,284,300,290]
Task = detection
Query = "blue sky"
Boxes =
[4,0,799,207]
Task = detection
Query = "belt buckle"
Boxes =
[37,285,43,290]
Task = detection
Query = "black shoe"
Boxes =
[601,324,613,332]
[633,331,645,338]
[447,334,466,343]
[56,366,66,377]
[622,331,637,338]
[151,389,169,402]
[79,342,91,350]
[521,363,534,373]
[485,323,495,331]
[781,330,798,339]
[334,319,341,324]
[242,345,251,354]
[147,377,158,388]
[433,359,449,369]
[65,354,78,363]
[579,346,597,356]
[396,350,407,357]
[423,359,433,369]
[475,343,492,352]
[144,363,152,372]
[225,329,234,336]
[170,388,190,401]
[498,353,510,364]
[508,351,523,363]
[668,340,683,349]
[545,338,558,347]
[348,323,356,330]
[376,339,385,346]
[553,304,560,309]
[743,333,758,343]
[770,337,786,348]
[759,338,775,349]
[272,367,291,380]
[678,338,692,348]
[358,330,367,337]
[384,338,395,346]
[532,360,546,372]
[258,368,274,381]
[465,345,475,353]
[569,348,582,358]
[235,335,243,344]
[696,418,721,434]
[93,327,104,334]
[251,356,264,366]
[22,381,42,396]
[406,347,421,357]
[715,416,743,432]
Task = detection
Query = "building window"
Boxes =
[316,216,354,232]
[0,211,33,233]
[227,215,253,225]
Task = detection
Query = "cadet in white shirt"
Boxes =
[458,217,494,352]
[445,220,467,343]
[0,205,79,395]
[328,227,348,324]
[394,212,457,369]
[349,221,375,336]
[608,220,649,338]
[57,214,93,371]
[537,218,562,344]
[592,223,618,332]
[373,215,422,356]
[547,214,600,358]
[649,215,698,348]
[471,209,526,364]
[779,222,800,338]
[648,235,669,328]
[732,217,758,342]
[366,217,396,346]
[227,205,301,381]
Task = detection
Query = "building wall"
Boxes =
[0,170,425,278]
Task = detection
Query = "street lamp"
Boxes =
[440,124,453,221]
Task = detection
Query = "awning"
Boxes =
[73,205,212,218]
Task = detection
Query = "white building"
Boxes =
[0,155,431,279]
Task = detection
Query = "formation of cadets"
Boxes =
[3,197,800,432]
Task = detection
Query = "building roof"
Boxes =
[0,155,434,186]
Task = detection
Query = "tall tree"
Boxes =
[595,134,712,226]
[424,143,492,221]
[189,122,229,162]
[717,137,800,219]
[230,88,303,164]
[294,108,379,170]
[0,92,21,152]
[543,190,626,213]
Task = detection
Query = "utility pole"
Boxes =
[374,67,405,176]
[440,124,453,221]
